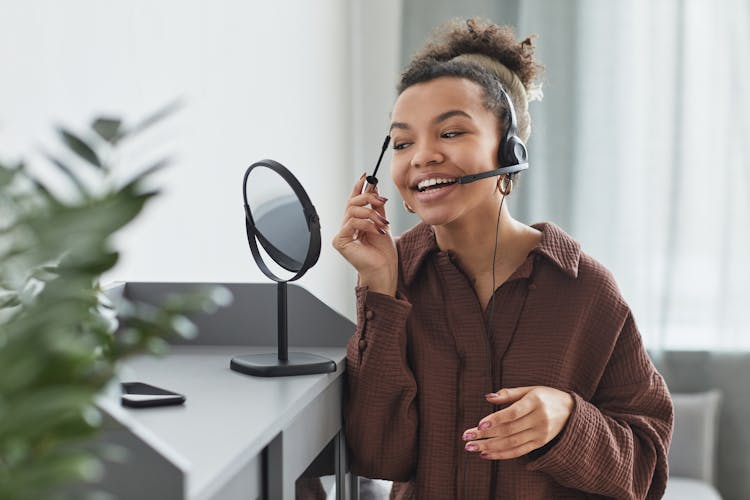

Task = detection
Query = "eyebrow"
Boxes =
[389,109,473,132]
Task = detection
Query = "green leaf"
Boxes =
[120,158,171,188]
[17,167,60,204]
[61,251,119,275]
[30,265,59,282]
[40,150,90,197]
[0,163,19,186]
[57,128,102,169]
[0,448,103,499]
[125,99,184,138]
[0,292,20,309]
[91,117,122,144]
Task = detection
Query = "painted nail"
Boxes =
[478,421,491,431]
[360,172,367,179]
[376,213,390,224]
[375,195,388,202]
[378,227,387,235]
[465,444,479,452]
[484,393,498,398]
[462,432,476,441]
[479,452,490,458]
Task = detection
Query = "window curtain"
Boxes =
[396,0,750,350]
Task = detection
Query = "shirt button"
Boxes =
[358,339,368,350]
[365,310,374,320]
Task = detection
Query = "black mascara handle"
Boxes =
[371,135,391,179]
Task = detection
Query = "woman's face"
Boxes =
[390,76,502,227]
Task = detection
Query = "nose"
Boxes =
[410,139,444,168]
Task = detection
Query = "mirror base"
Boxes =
[230,352,336,377]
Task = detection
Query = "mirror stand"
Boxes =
[230,282,337,377]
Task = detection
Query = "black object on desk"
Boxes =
[121,382,186,408]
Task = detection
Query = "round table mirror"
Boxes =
[230,159,335,377]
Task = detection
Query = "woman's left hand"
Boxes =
[461,386,574,460]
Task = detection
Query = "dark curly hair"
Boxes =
[399,18,543,142]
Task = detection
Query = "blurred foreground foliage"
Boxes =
[0,103,231,499]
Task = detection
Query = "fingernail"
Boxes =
[462,432,476,441]
[478,421,491,431]
[377,214,390,225]
[479,452,490,458]
[378,227,387,235]
[360,172,367,179]
[484,393,498,398]
[465,444,479,452]
[375,195,388,202]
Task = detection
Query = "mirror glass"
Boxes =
[244,165,311,280]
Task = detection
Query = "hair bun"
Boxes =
[411,18,542,89]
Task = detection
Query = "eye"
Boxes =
[392,141,411,150]
[441,131,464,139]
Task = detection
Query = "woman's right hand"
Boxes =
[332,173,398,296]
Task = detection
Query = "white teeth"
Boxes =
[417,177,456,191]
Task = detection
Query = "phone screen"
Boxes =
[121,382,185,408]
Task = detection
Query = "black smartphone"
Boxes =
[120,382,186,408]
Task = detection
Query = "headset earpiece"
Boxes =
[502,135,527,166]
[497,85,528,174]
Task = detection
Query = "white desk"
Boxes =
[93,282,358,500]
[98,345,351,500]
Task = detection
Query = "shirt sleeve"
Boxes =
[344,285,418,481]
[526,312,674,499]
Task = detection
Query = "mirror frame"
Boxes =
[242,159,321,282]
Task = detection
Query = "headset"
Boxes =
[456,84,528,184]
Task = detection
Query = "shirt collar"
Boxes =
[398,221,581,287]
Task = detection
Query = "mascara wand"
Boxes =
[353,135,391,241]
[361,135,391,194]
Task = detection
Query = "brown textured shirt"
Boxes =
[345,222,673,499]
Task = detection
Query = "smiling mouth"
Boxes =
[415,178,458,192]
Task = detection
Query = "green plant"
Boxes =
[0,104,230,499]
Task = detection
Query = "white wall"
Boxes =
[0,0,363,319]
[350,0,403,189]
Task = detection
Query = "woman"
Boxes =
[333,18,672,499]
